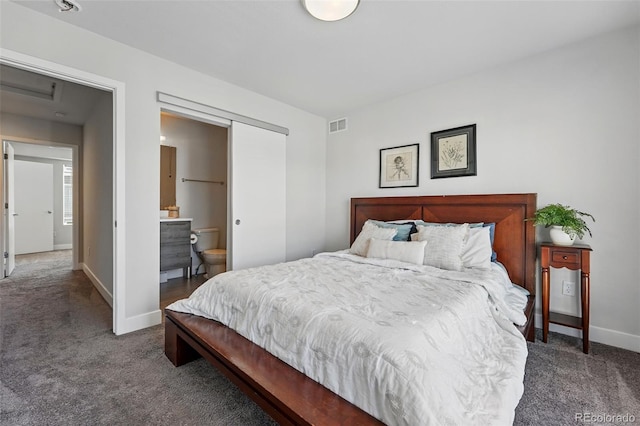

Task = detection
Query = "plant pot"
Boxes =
[549,225,576,246]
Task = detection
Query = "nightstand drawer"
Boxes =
[551,250,579,266]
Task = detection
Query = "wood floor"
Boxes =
[160,273,208,309]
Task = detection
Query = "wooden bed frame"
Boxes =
[165,193,537,425]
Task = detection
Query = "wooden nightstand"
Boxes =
[541,243,592,353]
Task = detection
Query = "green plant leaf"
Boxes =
[527,203,595,239]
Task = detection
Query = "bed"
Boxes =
[164,193,536,425]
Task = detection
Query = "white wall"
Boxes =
[11,141,72,160]
[0,2,326,332]
[82,93,113,300]
[325,26,640,351]
[0,112,82,146]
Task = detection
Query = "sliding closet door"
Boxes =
[230,121,286,270]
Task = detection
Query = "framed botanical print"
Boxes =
[430,124,477,179]
[379,143,419,188]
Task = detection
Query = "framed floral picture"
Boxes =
[430,124,476,179]
[379,143,419,188]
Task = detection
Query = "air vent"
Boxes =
[329,117,347,134]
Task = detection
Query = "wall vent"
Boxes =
[329,117,347,134]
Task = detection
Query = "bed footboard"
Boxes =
[164,314,202,366]
[164,309,384,426]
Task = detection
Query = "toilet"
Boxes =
[192,227,227,278]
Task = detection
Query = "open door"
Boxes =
[3,141,15,277]
[229,121,286,270]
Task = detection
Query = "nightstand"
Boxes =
[541,243,592,353]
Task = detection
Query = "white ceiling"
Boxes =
[0,64,108,125]
[9,0,640,119]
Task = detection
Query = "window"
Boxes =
[63,165,72,225]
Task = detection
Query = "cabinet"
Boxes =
[160,145,176,209]
[541,243,592,353]
[160,220,191,276]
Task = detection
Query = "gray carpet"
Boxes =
[1,251,638,425]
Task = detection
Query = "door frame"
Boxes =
[3,141,15,276]
[158,104,232,272]
[3,139,79,269]
[0,48,127,335]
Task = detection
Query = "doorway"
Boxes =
[159,112,228,302]
[0,54,126,333]
[5,141,74,262]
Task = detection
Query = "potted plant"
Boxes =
[528,203,595,246]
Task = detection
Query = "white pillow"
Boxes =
[350,221,397,257]
[413,223,469,271]
[366,238,428,265]
[462,226,492,269]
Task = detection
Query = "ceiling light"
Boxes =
[55,0,81,13]
[301,0,359,22]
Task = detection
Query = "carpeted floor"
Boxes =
[1,251,638,425]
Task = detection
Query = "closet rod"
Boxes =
[181,178,224,185]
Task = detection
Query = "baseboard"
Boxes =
[114,309,163,335]
[80,263,162,334]
[54,244,72,250]
[535,313,640,353]
[80,262,113,308]
[160,269,184,283]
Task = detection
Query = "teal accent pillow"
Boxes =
[484,223,497,261]
[368,220,414,241]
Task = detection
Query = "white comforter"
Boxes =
[167,251,528,426]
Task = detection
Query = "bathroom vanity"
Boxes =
[160,218,192,277]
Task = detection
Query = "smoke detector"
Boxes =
[55,0,81,12]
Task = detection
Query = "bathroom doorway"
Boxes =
[157,93,288,293]
[159,112,228,302]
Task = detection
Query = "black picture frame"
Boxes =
[379,143,419,188]
[430,124,477,179]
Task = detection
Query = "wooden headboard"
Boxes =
[350,193,537,294]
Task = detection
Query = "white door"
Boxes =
[15,160,54,255]
[230,121,286,270]
[4,142,16,276]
